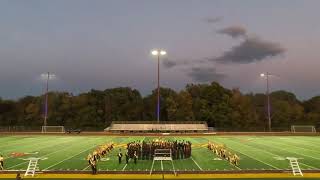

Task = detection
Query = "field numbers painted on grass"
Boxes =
[273,156,286,160]
[25,152,39,155]
[100,158,110,161]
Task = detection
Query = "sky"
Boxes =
[1,0,320,100]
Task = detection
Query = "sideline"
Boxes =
[1,173,320,179]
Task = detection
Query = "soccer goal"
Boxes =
[291,125,316,133]
[150,149,176,175]
[41,126,65,133]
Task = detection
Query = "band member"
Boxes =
[0,155,4,170]
[16,173,22,180]
[87,154,92,163]
[89,157,96,174]
[234,154,240,166]
[133,151,138,164]
[118,149,123,164]
[125,150,129,164]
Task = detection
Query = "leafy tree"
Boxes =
[186,82,232,129]
[230,89,261,131]
[0,81,319,132]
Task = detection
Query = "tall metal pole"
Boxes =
[266,72,271,132]
[157,54,160,123]
[44,72,49,127]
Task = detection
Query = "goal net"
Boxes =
[150,149,176,175]
[41,126,65,133]
[291,125,316,133]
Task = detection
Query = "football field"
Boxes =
[1,135,320,172]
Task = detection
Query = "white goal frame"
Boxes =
[291,125,316,133]
[41,126,65,133]
[150,149,176,175]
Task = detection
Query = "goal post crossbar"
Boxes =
[41,126,65,133]
[291,125,316,133]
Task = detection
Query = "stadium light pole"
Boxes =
[260,72,272,132]
[151,49,167,123]
[41,72,56,127]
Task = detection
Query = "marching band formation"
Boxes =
[84,140,239,174]
[207,141,240,166]
[127,139,192,160]
[87,143,114,174]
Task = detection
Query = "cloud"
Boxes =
[217,26,247,38]
[163,25,285,71]
[213,36,285,64]
[163,59,178,68]
[162,58,208,68]
[204,17,223,24]
[187,67,226,82]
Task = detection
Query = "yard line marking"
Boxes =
[225,145,279,170]
[0,137,44,149]
[299,162,317,169]
[82,165,90,171]
[122,159,130,171]
[122,163,128,171]
[206,137,280,170]
[1,136,59,155]
[226,139,285,169]
[256,137,320,160]
[100,136,130,171]
[250,139,320,169]
[161,160,163,171]
[191,157,203,171]
[43,144,96,170]
[273,138,320,155]
[7,139,95,169]
[229,161,241,170]
[285,138,320,150]
[254,139,320,161]
[5,139,75,160]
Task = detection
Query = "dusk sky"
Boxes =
[1,0,320,100]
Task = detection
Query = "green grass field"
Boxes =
[1,135,320,172]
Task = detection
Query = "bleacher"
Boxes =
[105,121,208,133]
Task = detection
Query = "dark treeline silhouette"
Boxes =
[0,82,319,131]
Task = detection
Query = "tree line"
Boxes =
[0,82,319,131]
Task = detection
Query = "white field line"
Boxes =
[229,140,289,170]
[206,137,281,170]
[2,137,56,155]
[7,139,95,169]
[299,162,318,169]
[229,161,241,170]
[161,160,163,171]
[190,157,203,171]
[240,139,318,170]
[271,140,320,158]
[298,137,320,146]
[141,137,146,142]
[122,163,128,171]
[0,137,47,149]
[205,137,280,170]
[272,137,320,154]
[121,158,131,171]
[255,138,320,160]
[0,137,57,149]
[43,144,96,170]
[82,165,90,171]
[286,139,320,150]
[251,139,319,169]
[257,139,320,160]
[4,139,75,160]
